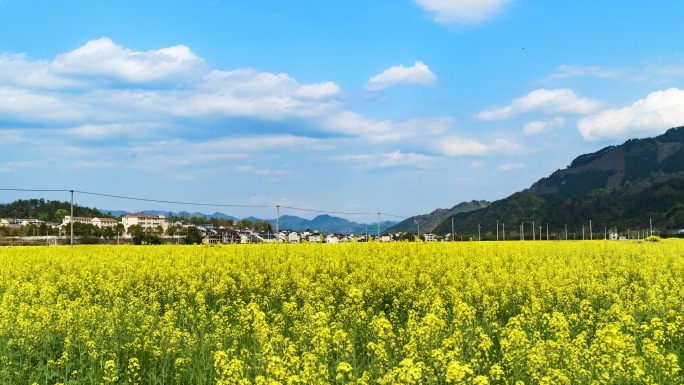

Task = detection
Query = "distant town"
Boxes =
[0,213,436,245]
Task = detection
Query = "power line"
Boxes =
[279,205,375,216]
[0,188,70,193]
[0,188,410,219]
[74,190,273,209]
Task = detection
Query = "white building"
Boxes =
[62,216,119,228]
[325,235,340,243]
[288,232,301,243]
[122,214,168,233]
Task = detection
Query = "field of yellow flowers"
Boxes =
[0,240,683,384]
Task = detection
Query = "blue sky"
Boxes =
[2,0,684,222]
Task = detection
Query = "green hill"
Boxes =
[433,126,684,239]
[385,200,489,234]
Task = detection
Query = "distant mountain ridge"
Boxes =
[104,210,397,233]
[431,125,684,237]
[526,126,684,197]
[270,214,397,234]
[385,200,489,234]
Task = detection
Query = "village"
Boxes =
[0,213,440,244]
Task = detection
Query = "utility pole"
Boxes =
[70,190,74,248]
[650,218,653,236]
[582,225,585,240]
[532,221,535,241]
[502,223,505,241]
[377,213,380,239]
[590,220,593,240]
[539,225,541,241]
[451,218,454,242]
[478,223,481,241]
[496,220,499,241]
[276,205,280,240]
[565,224,568,241]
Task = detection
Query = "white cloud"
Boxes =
[0,130,25,147]
[51,37,205,83]
[329,154,375,163]
[578,88,684,141]
[294,81,341,99]
[0,39,343,124]
[477,88,603,121]
[365,61,437,91]
[330,151,433,169]
[414,0,513,25]
[548,64,623,79]
[523,117,564,136]
[323,111,452,144]
[0,87,84,121]
[495,163,525,172]
[378,151,433,168]
[63,123,162,138]
[203,69,340,100]
[0,53,81,88]
[0,161,37,173]
[643,64,684,77]
[437,136,525,157]
[169,68,341,120]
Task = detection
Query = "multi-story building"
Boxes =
[121,214,168,233]
[62,216,119,228]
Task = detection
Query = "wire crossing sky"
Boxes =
[0,189,411,220]
[1,1,684,221]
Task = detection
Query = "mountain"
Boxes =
[432,126,684,238]
[104,209,396,233]
[525,126,684,197]
[385,200,489,234]
[0,198,114,222]
[269,214,397,234]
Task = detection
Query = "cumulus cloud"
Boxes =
[51,37,205,83]
[330,151,433,169]
[477,88,603,121]
[414,0,513,25]
[0,38,344,124]
[578,88,684,141]
[523,117,564,136]
[0,87,85,121]
[495,163,525,172]
[365,61,437,91]
[548,64,623,80]
[323,111,451,143]
[0,53,81,88]
[437,136,525,157]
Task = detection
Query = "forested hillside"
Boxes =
[433,126,684,238]
[0,199,114,222]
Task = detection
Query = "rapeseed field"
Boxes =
[0,241,682,384]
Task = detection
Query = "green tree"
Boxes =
[132,233,163,245]
[55,209,69,222]
[115,223,125,236]
[185,226,204,245]
[128,224,144,237]
[254,219,273,231]
[101,227,115,239]
[166,226,178,237]
[237,219,253,229]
